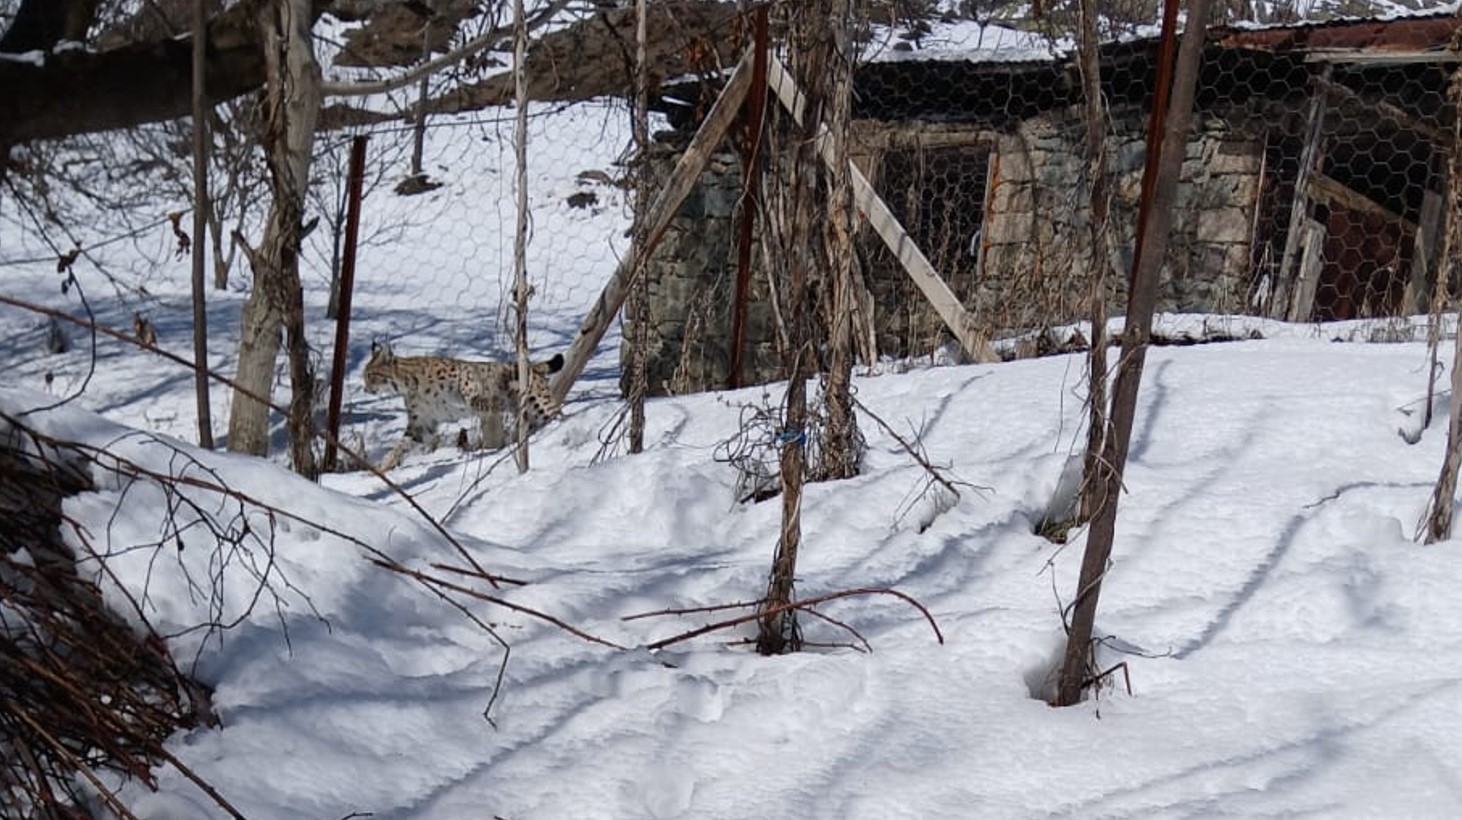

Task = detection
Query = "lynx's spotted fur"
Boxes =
[363,341,563,469]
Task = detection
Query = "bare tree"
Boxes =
[816,0,863,482]
[512,0,533,474]
[1054,0,1211,706]
[756,0,842,655]
[190,0,215,450]
[1076,0,1115,523]
[227,0,321,478]
[208,102,269,291]
[625,0,651,455]
[1422,33,1462,543]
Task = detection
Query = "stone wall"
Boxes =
[624,143,781,397]
[628,105,1267,396]
[976,110,1261,333]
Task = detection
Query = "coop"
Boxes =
[628,12,1458,396]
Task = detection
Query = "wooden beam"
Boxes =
[1406,188,1444,314]
[0,0,286,144]
[549,48,756,403]
[1307,172,1415,229]
[765,55,999,364]
[1305,50,1461,65]
[1313,73,1449,146]
[1270,68,1329,319]
[1287,217,1327,322]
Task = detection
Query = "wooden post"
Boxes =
[410,12,432,179]
[1288,217,1326,321]
[549,50,757,404]
[1271,65,1331,319]
[512,0,532,473]
[765,56,998,364]
[190,0,214,450]
[1407,188,1443,314]
[625,0,652,453]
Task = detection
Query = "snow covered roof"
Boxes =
[868,8,1461,69]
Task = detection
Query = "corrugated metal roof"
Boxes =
[1212,12,1456,54]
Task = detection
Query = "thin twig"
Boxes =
[621,599,762,621]
[372,561,627,650]
[644,587,943,651]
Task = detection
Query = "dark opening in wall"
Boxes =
[862,143,991,358]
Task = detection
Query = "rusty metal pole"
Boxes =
[1055,0,1211,707]
[1127,0,1182,281]
[728,5,769,389]
[323,136,368,472]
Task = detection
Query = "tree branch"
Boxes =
[0,0,314,144]
[319,0,575,98]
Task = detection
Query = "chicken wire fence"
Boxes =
[636,7,1460,397]
[320,100,635,371]
[3,4,1457,425]
[856,11,1455,349]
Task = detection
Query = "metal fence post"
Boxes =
[323,135,368,472]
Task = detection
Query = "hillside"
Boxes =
[6,317,1462,817]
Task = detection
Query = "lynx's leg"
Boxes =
[381,404,436,469]
[479,408,507,450]
[378,436,412,472]
[404,402,443,451]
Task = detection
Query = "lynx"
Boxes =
[362,341,563,470]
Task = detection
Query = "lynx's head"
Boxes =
[362,341,399,395]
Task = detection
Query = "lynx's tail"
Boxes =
[535,353,565,375]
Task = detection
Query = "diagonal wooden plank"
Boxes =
[765,55,998,364]
[549,48,756,403]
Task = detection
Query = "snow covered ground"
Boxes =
[6,86,1462,819]
[7,320,1462,819]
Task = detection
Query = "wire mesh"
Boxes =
[320,101,633,363]
[635,3,1458,395]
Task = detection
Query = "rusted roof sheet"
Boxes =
[1213,14,1456,54]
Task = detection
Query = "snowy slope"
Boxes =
[8,331,1462,818]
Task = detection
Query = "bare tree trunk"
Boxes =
[625,0,651,454]
[410,14,431,179]
[227,0,321,479]
[229,262,284,457]
[210,213,232,290]
[1427,317,1462,542]
[1422,49,1462,543]
[1054,0,1209,706]
[512,0,532,474]
[817,0,861,482]
[1076,0,1112,523]
[756,0,828,655]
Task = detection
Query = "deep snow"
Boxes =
[7,328,1462,819]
